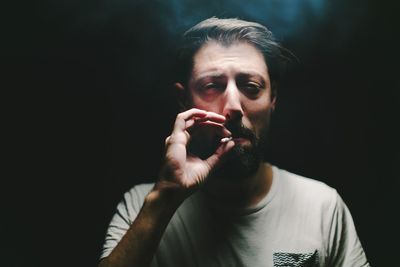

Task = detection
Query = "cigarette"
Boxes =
[220,137,233,143]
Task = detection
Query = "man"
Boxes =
[99,17,369,267]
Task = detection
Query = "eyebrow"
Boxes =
[236,73,267,87]
[193,71,267,82]
[192,72,225,82]
[190,73,226,88]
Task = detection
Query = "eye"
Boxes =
[240,82,262,97]
[204,82,217,89]
[201,82,224,92]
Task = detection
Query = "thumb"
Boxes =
[204,141,234,171]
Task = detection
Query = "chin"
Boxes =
[214,143,261,181]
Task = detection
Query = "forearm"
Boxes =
[99,108,228,267]
[99,186,185,267]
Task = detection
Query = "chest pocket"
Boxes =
[273,250,319,267]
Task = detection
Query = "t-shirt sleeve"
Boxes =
[100,186,149,260]
[327,192,370,266]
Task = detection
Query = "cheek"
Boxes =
[244,100,272,134]
[190,94,222,113]
[249,111,270,135]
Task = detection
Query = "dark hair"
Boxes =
[176,17,291,98]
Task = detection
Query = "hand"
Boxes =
[156,108,234,199]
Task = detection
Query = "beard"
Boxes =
[186,113,272,181]
[210,117,271,181]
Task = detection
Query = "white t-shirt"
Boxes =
[101,166,369,267]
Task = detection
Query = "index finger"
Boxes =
[173,109,226,133]
[173,109,207,133]
[195,111,226,124]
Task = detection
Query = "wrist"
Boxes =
[144,181,189,213]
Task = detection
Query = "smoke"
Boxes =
[62,0,330,38]
[146,0,329,42]
[38,0,370,97]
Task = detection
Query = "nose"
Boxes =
[222,81,243,121]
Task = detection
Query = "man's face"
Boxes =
[186,41,275,178]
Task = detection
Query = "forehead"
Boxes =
[190,41,269,80]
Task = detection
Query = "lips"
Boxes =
[231,133,253,140]
[232,137,251,145]
[224,121,256,145]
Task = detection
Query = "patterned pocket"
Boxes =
[273,250,319,267]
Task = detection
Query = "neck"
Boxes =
[202,162,273,210]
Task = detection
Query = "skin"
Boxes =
[187,41,275,141]
[99,40,276,267]
[176,41,276,208]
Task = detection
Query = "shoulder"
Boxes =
[273,166,339,210]
[119,183,155,212]
[126,183,154,198]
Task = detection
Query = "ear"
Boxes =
[270,81,278,112]
[174,82,188,111]
[271,95,277,111]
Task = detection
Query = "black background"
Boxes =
[2,0,399,266]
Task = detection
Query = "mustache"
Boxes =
[224,120,256,141]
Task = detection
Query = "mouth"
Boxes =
[220,136,251,145]
[232,137,251,145]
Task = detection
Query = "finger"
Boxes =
[185,114,227,131]
[165,136,171,146]
[184,119,196,129]
[173,109,226,130]
[173,109,208,133]
[186,118,227,130]
[165,130,190,147]
[204,140,235,170]
[195,111,226,123]
[187,121,231,137]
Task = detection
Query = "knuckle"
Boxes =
[167,158,181,170]
[176,113,185,120]
[165,136,171,145]
[167,135,176,144]
[167,132,188,145]
[164,155,182,171]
